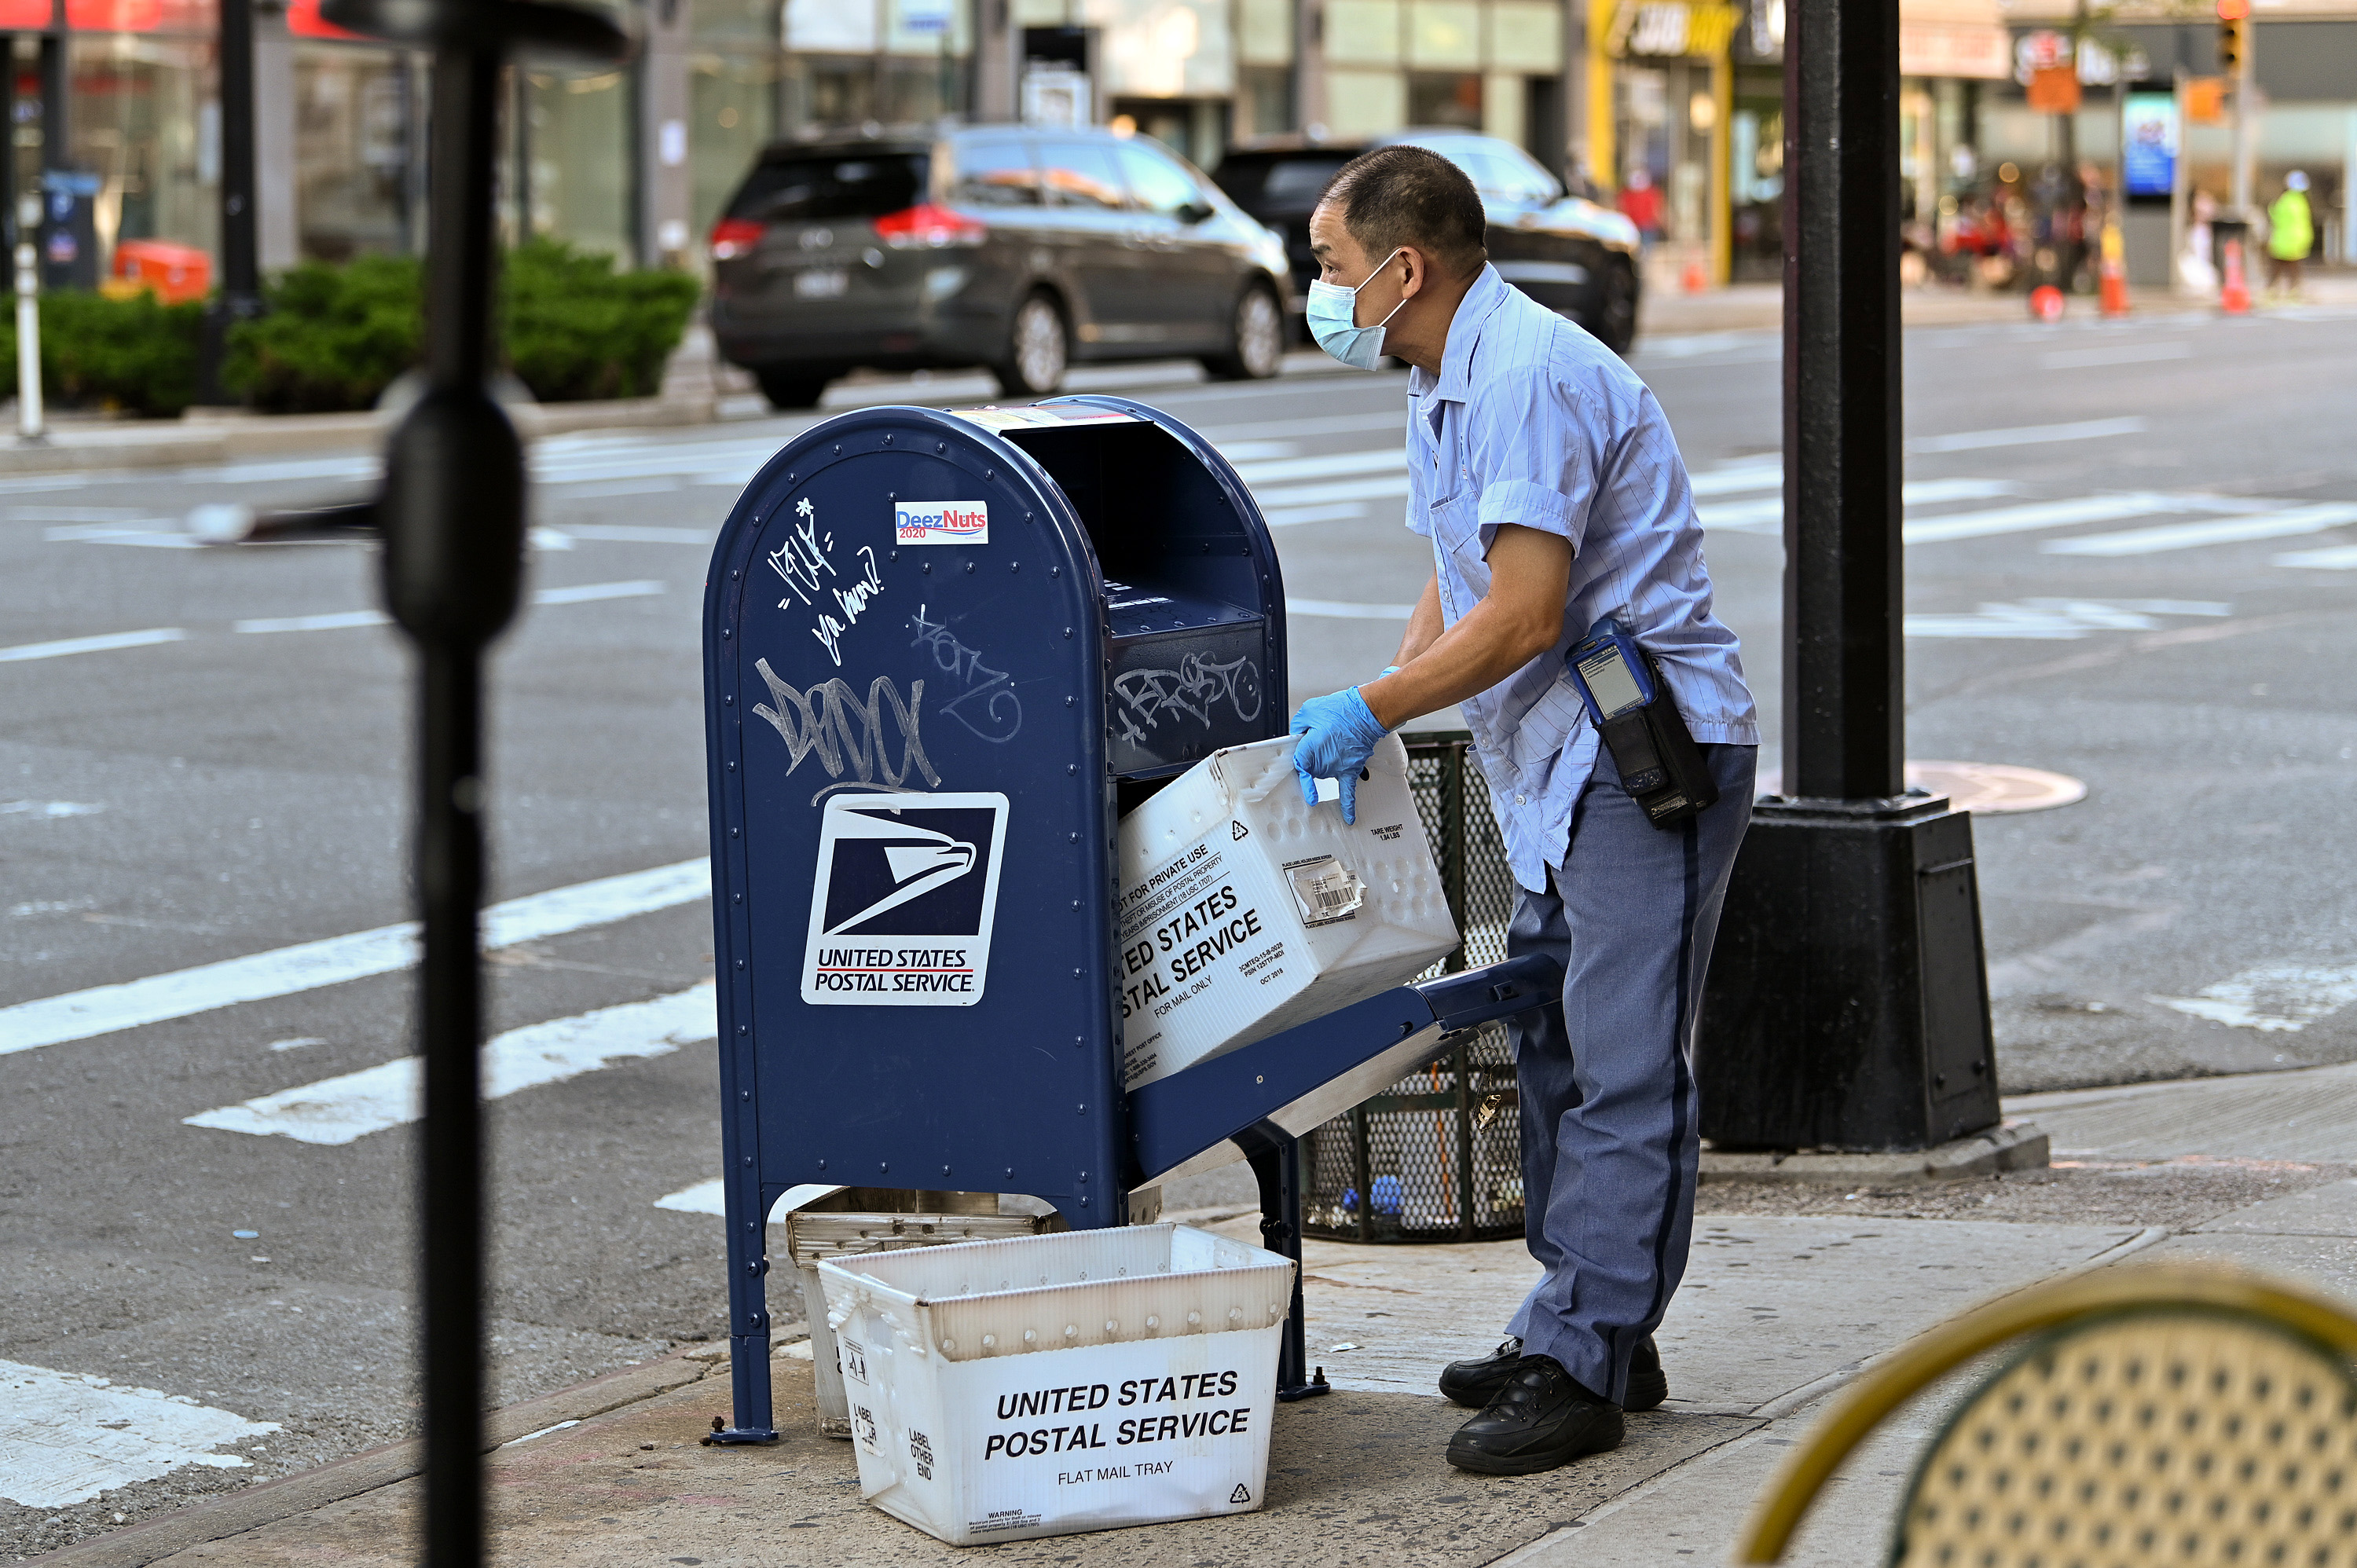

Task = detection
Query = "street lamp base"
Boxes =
[1696,793,2002,1152]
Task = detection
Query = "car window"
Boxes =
[1038,140,1131,210]
[727,153,930,222]
[1402,136,1560,203]
[1260,156,1351,204]
[1116,141,1206,218]
[949,139,1043,207]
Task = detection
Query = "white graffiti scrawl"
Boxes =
[752,658,941,804]
[768,497,886,668]
[909,604,1022,744]
[1112,654,1263,746]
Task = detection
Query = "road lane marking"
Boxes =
[0,1360,279,1508]
[2275,544,2357,570]
[655,1178,728,1214]
[1,800,105,817]
[233,581,666,636]
[2040,342,2191,370]
[1262,501,1371,527]
[2042,504,2357,556]
[1690,463,1781,497]
[2150,964,2357,1032]
[235,610,390,634]
[1199,411,1406,442]
[0,627,187,662]
[1231,448,1406,485]
[533,579,665,605]
[42,522,197,548]
[1904,599,2228,640]
[1287,598,1416,619]
[184,982,717,1144]
[560,523,713,544]
[1901,493,2202,545]
[0,858,709,1056]
[1252,474,1413,509]
[1700,478,2025,533]
[1905,416,2146,453]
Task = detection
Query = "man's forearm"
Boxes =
[1391,575,1445,667]
[1361,595,1549,728]
[1357,525,1571,731]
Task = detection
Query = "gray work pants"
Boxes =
[1504,742,1756,1404]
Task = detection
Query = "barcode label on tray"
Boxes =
[1285,856,1365,925]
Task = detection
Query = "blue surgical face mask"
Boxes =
[1306,249,1408,370]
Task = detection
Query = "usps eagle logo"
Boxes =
[801,793,1010,1006]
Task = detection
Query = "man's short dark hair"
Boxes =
[1321,145,1486,277]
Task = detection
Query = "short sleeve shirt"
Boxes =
[1406,264,1757,892]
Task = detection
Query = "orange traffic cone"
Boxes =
[2098,222,2130,317]
[1681,254,1709,294]
[2220,238,2251,314]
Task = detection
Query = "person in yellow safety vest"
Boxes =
[2267,171,2314,298]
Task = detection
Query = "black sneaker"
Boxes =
[1439,1335,1668,1413]
[1445,1354,1626,1475]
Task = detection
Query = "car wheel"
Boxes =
[1203,284,1284,380]
[756,368,829,410]
[1587,259,1638,357]
[994,293,1068,397]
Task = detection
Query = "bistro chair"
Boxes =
[1736,1261,2357,1566]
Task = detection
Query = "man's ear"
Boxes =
[1398,246,1430,301]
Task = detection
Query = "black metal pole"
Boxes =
[306,5,623,1564]
[196,0,258,402]
[1694,0,2001,1155]
[1781,0,1902,799]
[380,46,520,1566]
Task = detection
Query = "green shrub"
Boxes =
[505,241,700,402]
[218,241,701,412]
[222,255,424,414]
[0,291,207,416]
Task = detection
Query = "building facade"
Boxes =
[11,0,2349,288]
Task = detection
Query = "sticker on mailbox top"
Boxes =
[896,500,988,546]
[801,792,1010,1006]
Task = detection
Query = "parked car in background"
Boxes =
[1211,130,1643,354]
[709,126,1292,408]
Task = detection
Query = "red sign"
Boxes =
[65,0,163,28]
[2026,66,2081,115]
[287,0,364,38]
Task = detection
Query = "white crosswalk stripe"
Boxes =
[183,983,717,1145]
[0,859,709,1057]
[2041,503,2357,557]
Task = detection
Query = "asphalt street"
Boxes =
[5,301,2356,1553]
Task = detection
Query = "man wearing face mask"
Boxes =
[1288,146,1758,1476]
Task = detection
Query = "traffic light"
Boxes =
[2217,0,2249,73]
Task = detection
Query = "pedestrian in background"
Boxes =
[2267,172,2314,299]
[2180,189,2219,295]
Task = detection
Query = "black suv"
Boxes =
[1213,130,1643,354]
[709,127,1292,408]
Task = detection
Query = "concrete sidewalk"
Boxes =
[49,1060,2357,1567]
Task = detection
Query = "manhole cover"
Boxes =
[1904,760,2086,814]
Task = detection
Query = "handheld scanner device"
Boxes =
[1565,632,1719,830]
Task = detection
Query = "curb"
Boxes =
[32,1343,739,1566]
[1699,1121,2051,1187]
[0,394,720,479]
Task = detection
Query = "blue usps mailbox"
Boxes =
[702,396,1553,1441]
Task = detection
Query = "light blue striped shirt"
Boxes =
[1405,264,1757,892]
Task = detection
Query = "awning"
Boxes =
[1900,0,2013,80]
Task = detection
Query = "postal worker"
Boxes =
[1288,145,1759,1475]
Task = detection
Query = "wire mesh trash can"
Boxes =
[1303,732,1527,1243]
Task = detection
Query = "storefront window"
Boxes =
[68,34,214,263]
[294,42,418,260]
[522,62,631,260]
[690,0,779,248]
[1407,70,1480,130]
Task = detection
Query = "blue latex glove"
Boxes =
[1290,687,1389,825]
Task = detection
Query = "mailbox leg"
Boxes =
[709,1178,779,1443]
[1239,1120,1330,1404]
